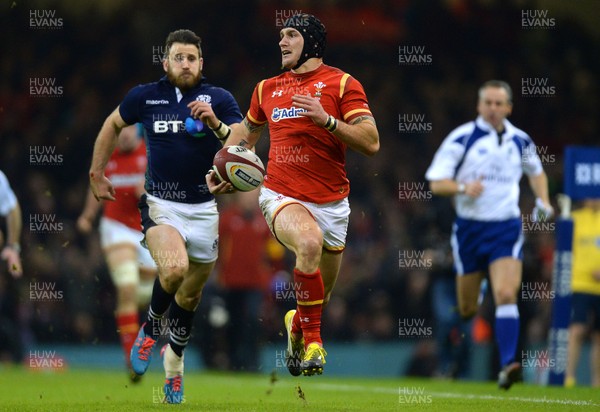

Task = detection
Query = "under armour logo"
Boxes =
[299,317,309,323]
[272,90,283,97]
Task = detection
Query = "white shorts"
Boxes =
[258,187,350,252]
[139,194,219,263]
[99,217,156,269]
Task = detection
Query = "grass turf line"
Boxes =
[0,367,598,411]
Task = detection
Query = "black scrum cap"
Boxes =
[283,14,327,69]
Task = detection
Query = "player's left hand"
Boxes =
[1,246,22,278]
[205,169,236,195]
[187,101,219,129]
[532,198,554,222]
[291,94,329,127]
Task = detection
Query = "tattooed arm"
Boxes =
[329,115,380,157]
[222,117,266,149]
[291,93,380,157]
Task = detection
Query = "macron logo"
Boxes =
[145,99,169,105]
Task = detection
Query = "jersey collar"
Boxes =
[475,116,514,136]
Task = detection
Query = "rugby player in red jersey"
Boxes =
[201,14,379,376]
[78,124,157,381]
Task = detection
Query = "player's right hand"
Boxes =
[1,246,22,278]
[205,169,236,195]
[464,180,484,198]
[89,172,116,201]
[187,101,219,129]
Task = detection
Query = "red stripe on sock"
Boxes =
[116,312,139,365]
[294,268,324,346]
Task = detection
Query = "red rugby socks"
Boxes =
[116,312,139,364]
[293,268,324,347]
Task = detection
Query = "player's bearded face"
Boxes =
[279,28,304,69]
[164,43,202,91]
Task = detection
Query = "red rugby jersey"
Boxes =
[104,141,147,230]
[247,64,372,203]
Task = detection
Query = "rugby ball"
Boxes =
[212,146,266,192]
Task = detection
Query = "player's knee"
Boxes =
[116,283,137,305]
[458,303,477,320]
[569,324,587,341]
[160,264,188,290]
[296,236,323,265]
[111,261,139,288]
[495,288,517,305]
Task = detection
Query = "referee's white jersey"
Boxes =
[0,170,17,217]
[425,116,543,221]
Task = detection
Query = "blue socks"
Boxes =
[495,304,519,367]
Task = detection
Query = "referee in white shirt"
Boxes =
[425,80,553,390]
[0,170,22,278]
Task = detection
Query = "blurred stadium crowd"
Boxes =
[1,0,599,377]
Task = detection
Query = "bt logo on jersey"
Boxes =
[153,120,184,133]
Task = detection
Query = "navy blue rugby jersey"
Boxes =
[119,76,242,204]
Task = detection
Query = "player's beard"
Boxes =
[166,67,201,92]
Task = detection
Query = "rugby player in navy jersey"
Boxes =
[89,29,242,403]
[426,80,553,390]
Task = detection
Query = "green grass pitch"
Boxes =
[0,367,598,411]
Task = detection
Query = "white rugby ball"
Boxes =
[212,146,266,192]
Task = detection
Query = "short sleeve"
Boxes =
[215,89,243,126]
[521,139,544,177]
[0,171,18,216]
[339,75,373,123]
[246,80,268,126]
[425,137,467,181]
[118,85,145,125]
